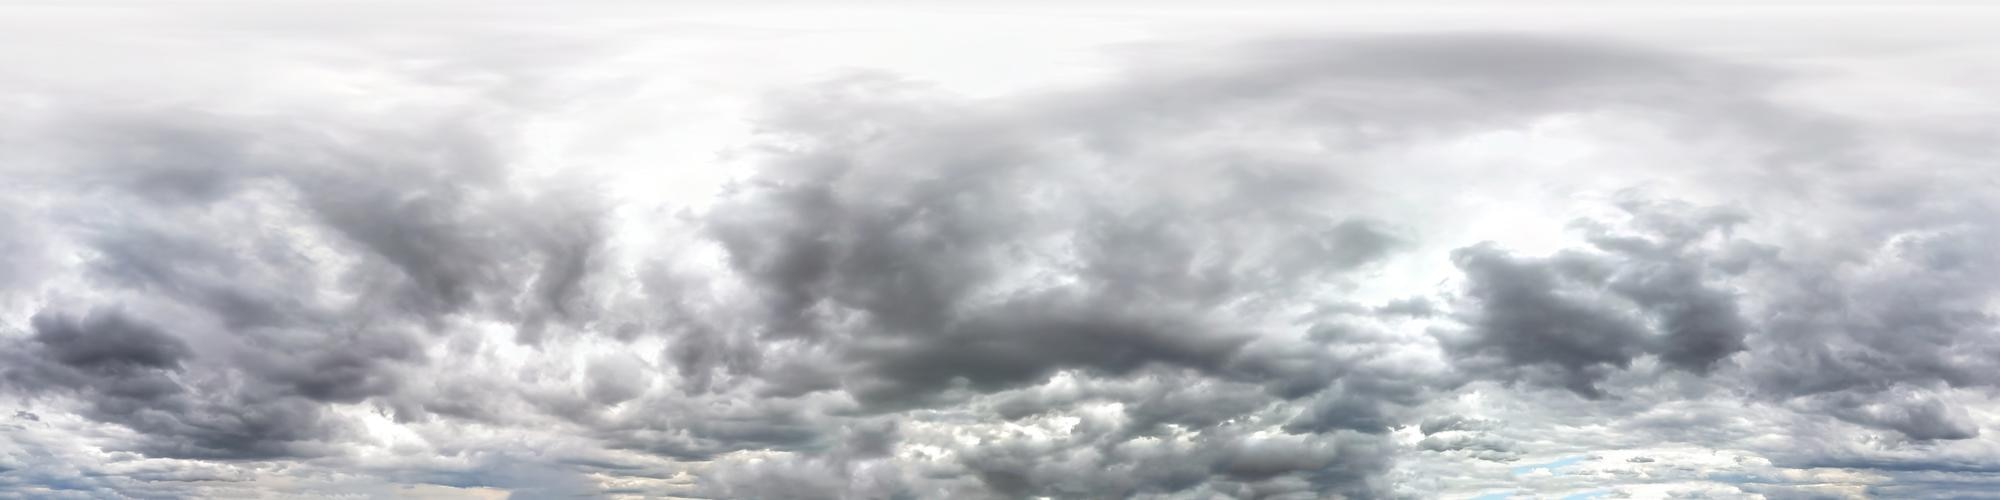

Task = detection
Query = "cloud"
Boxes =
[1439,196,1755,397]
[26,308,192,372]
[1,6,1998,499]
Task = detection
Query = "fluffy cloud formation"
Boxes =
[2,3,1999,499]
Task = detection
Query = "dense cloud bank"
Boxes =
[3,7,2000,499]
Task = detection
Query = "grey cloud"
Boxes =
[1215,435,1339,481]
[694,32,1778,424]
[1440,197,1756,397]
[845,300,1251,409]
[1418,415,1483,436]
[0,105,624,467]
[1376,297,1437,318]
[673,33,1812,499]
[1445,243,1654,397]
[1283,375,1431,435]
[26,308,192,372]
[665,324,764,395]
[3,14,1997,499]
[241,327,424,404]
[1737,196,2000,441]
[2,308,345,460]
[948,425,1394,499]
[1416,433,1521,462]
[1115,377,1275,433]
[285,132,611,336]
[1813,387,1980,441]
[597,395,834,462]
[585,353,651,405]
[38,109,611,335]
[53,115,262,206]
[981,370,1271,431]
[0,203,56,296]
[705,71,1410,415]
[695,419,924,500]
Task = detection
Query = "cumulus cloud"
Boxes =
[2,3,1998,499]
[1439,197,1755,397]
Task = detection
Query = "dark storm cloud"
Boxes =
[3,309,193,418]
[1445,244,1656,396]
[1440,197,1755,397]
[26,308,191,371]
[845,301,1251,408]
[2,308,342,460]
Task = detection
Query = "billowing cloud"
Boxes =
[2,3,1998,499]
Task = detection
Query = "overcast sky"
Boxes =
[2,2,1999,499]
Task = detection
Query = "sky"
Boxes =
[2,2,1999,499]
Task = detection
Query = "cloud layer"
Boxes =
[3,4,1999,499]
